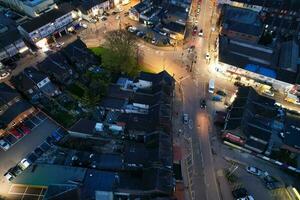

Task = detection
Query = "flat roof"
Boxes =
[20,3,74,32]
[12,164,87,186]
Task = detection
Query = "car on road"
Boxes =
[198,29,203,37]
[232,188,248,199]
[4,166,22,181]
[246,166,263,176]
[200,99,206,109]
[183,114,189,124]
[216,90,227,96]
[9,129,23,139]
[0,139,10,151]
[192,26,198,36]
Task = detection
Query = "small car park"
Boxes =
[0,139,10,151]
[4,134,17,145]
[26,153,38,163]
[18,124,31,135]
[246,166,263,176]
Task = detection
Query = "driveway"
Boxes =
[0,117,60,195]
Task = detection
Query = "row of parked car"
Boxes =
[246,166,284,190]
[0,112,47,151]
[4,127,68,181]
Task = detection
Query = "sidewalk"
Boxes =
[172,82,191,200]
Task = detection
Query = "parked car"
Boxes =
[198,29,203,37]
[124,12,129,16]
[237,195,254,200]
[0,71,10,80]
[101,16,107,21]
[18,124,31,135]
[80,23,88,29]
[128,26,137,33]
[26,153,38,163]
[34,147,44,157]
[159,30,167,36]
[232,188,248,198]
[205,52,210,60]
[216,90,227,96]
[4,171,15,181]
[40,142,51,152]
[212,95,222,101]
[51,131,62,141]
[9,129,23,139]
[262,90,274,97]
[246,166,263,176]
[0,139,10,151]
[46,136,55,145]
[183,114,189,124]
[192,26,198,36]
[18,158,31,170]
[200,99,206,109]
[151,38,157,44]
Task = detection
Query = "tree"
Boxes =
[81,90,100,109]
[102,30,139,76]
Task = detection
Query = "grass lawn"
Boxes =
[89,47,109,56]
[67,83,85,98]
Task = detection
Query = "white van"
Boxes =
[208,79,215,93]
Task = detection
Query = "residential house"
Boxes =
[37,52,74,85]
[0,11,29,63]
[17,3,77,49]
[0,83,35,135]
[0,0,57,18]
[76,0,110,22]
[224,87,283,154]
[62,38,99,73]
[11,67,60,102]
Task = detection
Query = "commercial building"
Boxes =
[17,3,78,50]
[0,0,57,18]
[0,11,29,63]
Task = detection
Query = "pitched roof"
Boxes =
[23,67,48,84]
[0,83,19,106]
[0,100,32,126]
[20,3,74,33]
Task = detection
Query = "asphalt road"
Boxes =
[0,118,59,195]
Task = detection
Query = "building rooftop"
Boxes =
[283,112,300,149]
[0,100,32,127]
[12,164,87,186]
[219,35,278,69]
[20,3,74,33]
[222,5,263,37]
[0,83,19,106]
[69,119,97,135]
[231,0,300,11]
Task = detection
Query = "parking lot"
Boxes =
[7,185,46,200]
[0,112,61,195]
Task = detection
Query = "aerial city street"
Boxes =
[0,0,300,199]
